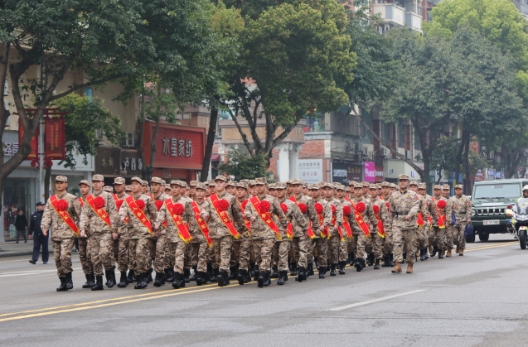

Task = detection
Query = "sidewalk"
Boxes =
[0,240,54,258]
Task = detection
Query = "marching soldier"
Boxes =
[118,177,158,289]
[41,176,81,291]
[79,174,119,290]
[202,175,248,287]
[322,183,345,277]
[226,180,237,196]
[368,184,390,270]
[77,180,95,289]
[112,177,132,287]
[311,184,332,278]
[150,177,171,287]
[234,182,253,285]
[141,180,149,194]
[155,180,195,289]
[388,175,421,274]
[429,185,450,259]
[380,181,394,267]
[418,183,437,261]
[289,179,321,282]
[189,180,198,200]
[450,184,472,256]
[409,181,428,261]
[442,184,455,257]
[189,183,214,285]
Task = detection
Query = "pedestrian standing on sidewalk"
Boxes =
[15,209,28,243]
[29,202,48,264]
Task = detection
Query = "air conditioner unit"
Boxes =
[380,147,389,157]
[121,132,134,148]
[362,146,368,155]
[405,150,412,159]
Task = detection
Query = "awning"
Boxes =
[210,154,221,161]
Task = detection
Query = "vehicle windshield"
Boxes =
[474,184,520,200]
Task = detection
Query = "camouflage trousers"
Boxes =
[393,226,417,264]
[415,226,428,250]
[184,242,192,270]
[253,238,276,272]
[153,234,168,273]
[346,235,357,256]
[354,232,367,260]
[312,238,328,267]
[166,242,176,270]
[148,237,156,264]
[291,235,311,269]
[172,241,188,275]
[52,239,74,277]
[382,231,393,256]
[78,237,93,275]
[328,235,347,264]
[306,236,315,264]
[89,233,115,276]
[129,237,151,275]
[428,227,446,251]
[209,245,218,269]
[213,236,233,272]
[233,237,252,271]
[117,234,130,273]
[454,223,467,251]
[445,225,456,251]
[191,241,210,273]
[365,232,384,260]
[273,240,291,272]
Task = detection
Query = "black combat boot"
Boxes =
[431,246,438,257]
[290,262,298,276]
[210,268,219,283]
[349,252,355,266]
[367,254,374,266]
[218,270,229,287]
[253,268,260,282]
[172,272,183,289]
[307,263,314,277]
[374,259,381,270]
[189,266,198,281]
[165,268,174,282]
[354,258,364,272]
[438,250,444,259]
[118,272,128,288]
[134,273,147,289]
[83,274,95,289]
[145,268,153,283]
[249,262,256,278]
[127,269,136,283]
[424,248,429,260]
[338,261,346,275]
[330,264,337,276]
[196,271,207,286]
[237,269,247,285]
[318,266,326,279]
[277,271,288,285]
[271,265,279,279]
[91,275,104,291]
[56,276,68,292]
[420,248,426,261]
[263,272,271,287]
[257,271,266,288]
[295,267,306,282]
[65,272,74,290]
[105,268,115,288]
[228,265,238,280]
[154,272,165,287]
[382,256,390,267]
[389,254,395,267]
[183,268,191,283]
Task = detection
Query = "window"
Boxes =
[84,87,93,103]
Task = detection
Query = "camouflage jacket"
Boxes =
[289,194,320,238]
[203,191,248,239]
[235,198,251,239]
[423,194,438,227]
[325,197,343,237]
[388,189,421,229]
[79,190,118,234]
[156,195,195,243]
[430,195,450,227]
[245,194,287,240]
[444,196,454,226]
[118,193,158,239]
[371,196,390,233]
[349,196,378,235]
[41,192,80,240]
[276,199,308,240]
[312,197,333,239]
[151,192,171,235]
[114,192,129,235]
[189,199,209,243]
[450,194,472,223]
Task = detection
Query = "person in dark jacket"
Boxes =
[28,202,48,264]
[15,209,28,243]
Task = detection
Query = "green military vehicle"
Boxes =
[468,179,528,242]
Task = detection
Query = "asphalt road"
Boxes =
[0,234,526,347]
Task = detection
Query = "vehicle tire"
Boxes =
[466,232,475,243]
[520,230,527,250]
[478,232,489,242]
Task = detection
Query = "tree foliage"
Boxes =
[217,149,269,180]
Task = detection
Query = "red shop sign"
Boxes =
[18,120,39,160]
[45,116,66,160]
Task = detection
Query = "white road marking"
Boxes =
[0,267,81,278]
[329,289,426,312]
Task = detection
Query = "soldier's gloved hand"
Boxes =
[250,216,256,222]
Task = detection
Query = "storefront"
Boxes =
[50,153,94,197]
[331,161,362,185]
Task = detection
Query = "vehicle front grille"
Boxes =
[476,208,505,216]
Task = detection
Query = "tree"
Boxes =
[221,0,356,162]
[0,0,218,205]
[217,149,269,180]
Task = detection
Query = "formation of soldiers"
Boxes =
[41,173,472,291]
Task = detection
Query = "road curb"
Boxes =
[0,249,54,258]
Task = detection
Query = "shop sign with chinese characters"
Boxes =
[298,159,323,184]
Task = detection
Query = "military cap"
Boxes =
[130,176,143,184]
[348,180,357,186]
[290,179,303,185]
[248,180,257,187]
[409,181,418,187]
[302,183,308,188]
[321,182,334,189]
[433,185,442,190]
[208,180,216,187]
[214,175,227,182]
[78,180,91,187]
[308,184,320,190]
[390,183,398,189]
[455,184,463,189]
[240,179,249,184]
[113,177,125,185]
[255,177,267,185]
[92,174,104,182]
[275,182,287,190]
[170,180,185,187]
[369,184,378,189]
[196,182,206,190]
[165,184,171,190]
[268,183,276,190]
[103,186,114,193]
[398,174,409,181]
[362,181,369,187]
[151,176,164,184]
[189,180,199,187]
[443,184,450,190]
[125,185,132,192]
[226,180,236,187]
[418,183,426,190]
[141,180,148,186]
[381,181,391,187]
[336,184,346,191]
[286,180,293,185]
[236,181,248,189]
[376,183,382,189]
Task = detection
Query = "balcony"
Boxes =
[405,11,422,31]
[372,4,405,27]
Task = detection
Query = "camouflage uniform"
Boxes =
[420,191,438,253]
[444,191,456,253]
[312,194,332,269]
[235,196,252,276]
[79,190,118,277]
[368,194,390,262]
[413,192,429,252]
[388,183,421,265]
[76,197,93,276]
[327,196,345,266]
[151,190,171,274]
[429,193,450,253]
[189,198,211,274]
[276,198,308,272]
[113,192,130,273]
[41,190,80,278]
[349,193,378,268]
[450,188,472,253]
[289,191,320,272]
[381,190,394,258]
